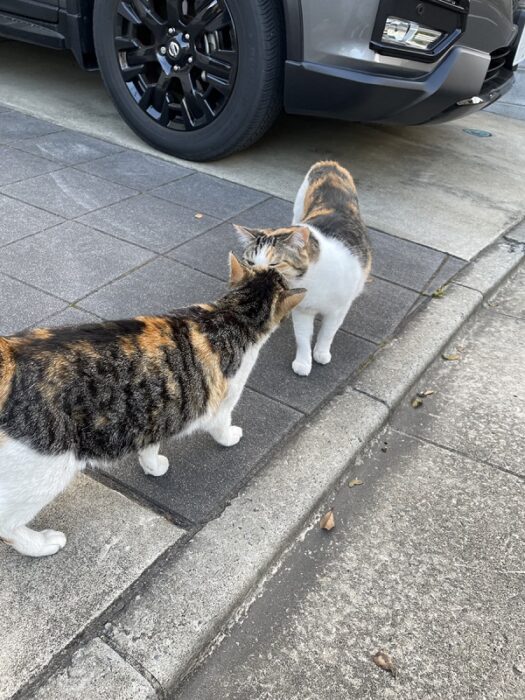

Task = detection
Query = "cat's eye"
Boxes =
[246,260,255,266]
[269,262,279,267]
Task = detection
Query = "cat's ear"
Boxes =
[285,227,310,249]
[229,252,251,286]
[233,224,261,243]
[278,288,307,317]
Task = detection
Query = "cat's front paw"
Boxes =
[313,348,332,365]
[292,359,312,377]
[141,454,170,477]
[218,425,243,447]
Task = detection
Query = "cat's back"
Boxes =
[298,160,371,273]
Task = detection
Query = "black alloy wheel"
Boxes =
[94,0,284,161]
[115,0,238,132]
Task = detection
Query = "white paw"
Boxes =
[33,530,67,557]
[142,454,170,477]
[292,359,312,377]
[314,348,332,365]
[218,425,243,447]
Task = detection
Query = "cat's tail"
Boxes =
[0,338,15,412]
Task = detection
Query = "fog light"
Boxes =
[382,16,443,51]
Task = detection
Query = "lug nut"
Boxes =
[188,57,193,63]
[174,65,180,71]
[160,46,167,55]
[168,27,176,35]
[185,33,190,40]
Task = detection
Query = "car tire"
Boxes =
[93,0,284,161]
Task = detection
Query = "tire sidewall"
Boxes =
[93,0,276,160]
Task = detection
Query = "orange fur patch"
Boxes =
[0,338,15,412]
[189,324,227,411]
[135,317,174,357]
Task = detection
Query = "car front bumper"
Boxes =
[284,10,524,126]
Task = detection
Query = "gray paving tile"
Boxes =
[233,197,294,228]
[0,168,136,218]
[486,102,525,120]
[0,222,153,302]
[80,257,224,319]
[12,130,123,164]
[170,222,241,281]
[423,255,467,294]
[0,273,64,335]
[43,306,102,328]
[0,105,10,113]
[248,322,375,413]
[342,277,420,342]
[75,150,193,190]
[489,264,525,320]
[0,194,63,247]
[0,145,61,186]
[0,111,62,143]
[78,194,219,253]
[150,172,268,219]
[101,389,302,524]
[369,228,446,291]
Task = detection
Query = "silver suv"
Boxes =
[0,0,523,161]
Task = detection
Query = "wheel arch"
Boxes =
[281,0,303,61]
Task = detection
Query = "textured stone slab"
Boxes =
[76,149,193,190]
[369,228,446,291]
[12,129,123,164]
[392,307,525,476]
[177,429,525,700]
[101,388,302,524]
[151,172,268,220]
[233,197,294,228]
[489,263,525,319]
[0,221,153,302]
[170,221,241,281]
[0,110,62,143]
[80,257,224,319]
[0,194,62,247]
[0,273,64,335]
[0,145,61,186]
[44,306,102,328]
[0,168,136,218]
[249,322,375,413]
[79,194,219,253]
[0,475,182,700]
[33,639,156,700]
[423,255,467,295]
[343,277,419,342]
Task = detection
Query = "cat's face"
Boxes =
[228,253,306,325]
[235,225,312,281]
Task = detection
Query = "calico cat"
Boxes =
[0,256,304,558]
[237,161,371,377]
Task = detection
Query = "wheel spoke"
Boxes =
[193,50,233,80]
[124,0,166,37]
[126,45,158,67]
[190,0,228,32]
[179,72,215,127]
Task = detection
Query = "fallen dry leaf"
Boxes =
[348,479,363,488]
[372,651,397,678]
[320,510,335,531]
[411,396,423,409]
[442,353,461,362]
[194,213,204,219]
[417,389,435,398]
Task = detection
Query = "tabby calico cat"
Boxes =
[237,161,371,377]
[0,256,304,557]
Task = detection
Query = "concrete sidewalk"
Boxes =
[175,262,525,700]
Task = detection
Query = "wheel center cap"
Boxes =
[168,40,181,59]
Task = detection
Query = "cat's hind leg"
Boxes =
[139,443,169,477]
[0,437,80,557]
[292,308,315,376]
[313,308,348,365]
